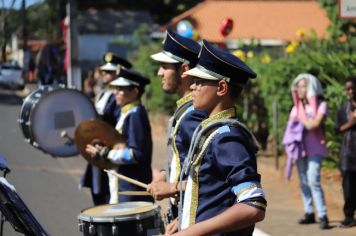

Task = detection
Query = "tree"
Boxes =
[317,0,356,41]
[0,0,18,62]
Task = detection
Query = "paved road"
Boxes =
[255,153,356,236]
[0,87,92,236]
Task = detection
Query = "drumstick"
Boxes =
[118,191,151,196]
[104,169,148,189]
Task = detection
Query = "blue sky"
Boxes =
[1,0,44,9]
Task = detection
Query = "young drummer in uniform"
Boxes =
[80,52,132,205]
[148,30,207,225]
[172,41,266,236]
[85,67,153,204]
[95,52,132,125]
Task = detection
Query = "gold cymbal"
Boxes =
[75,119,124,169]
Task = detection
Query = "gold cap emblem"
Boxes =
[105,53,113,62]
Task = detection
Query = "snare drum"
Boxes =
[78,202,164,236]
[18,85,97,157]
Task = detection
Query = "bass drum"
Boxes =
[18,85,97,157]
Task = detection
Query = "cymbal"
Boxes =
[75,119,124,169]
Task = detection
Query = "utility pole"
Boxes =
[272,99,279,170]
[1,19,7,62]
[22,0,29,81]
[66,0,82,90]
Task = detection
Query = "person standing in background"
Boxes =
[335,76,356,228]
[288,73,329,230]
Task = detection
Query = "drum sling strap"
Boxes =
[164,100,193,223]
[178,118,259,230]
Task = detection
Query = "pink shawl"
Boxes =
[291,73,325,144]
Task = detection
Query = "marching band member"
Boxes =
[95,52,132,125]
[148,30,207,227]
[173,41,266,236]
[80,52,132,205]
[86,67,153,204]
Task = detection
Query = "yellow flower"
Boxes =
[262,54,271,64]
[233,50,246,61]
[285,43,297,54]
[296,28,306,39]
[290,40,299,47]
[246,51,254,59]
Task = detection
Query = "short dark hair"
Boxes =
[137,86,145,98]
[228,82,244,99]
[173,63,183,71]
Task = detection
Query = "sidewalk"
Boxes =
[256,156,356,236]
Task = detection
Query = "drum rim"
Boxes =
[78,202,160,223]
[18,86,58,145]
[28,87,97,157]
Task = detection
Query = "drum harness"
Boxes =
[177,118,259,230]
[164,100,193,224]
[0,162,10,236]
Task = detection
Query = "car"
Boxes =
[0,62,25,90]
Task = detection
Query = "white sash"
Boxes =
[108,106,137,203]
[181,167,194,229]
[95,90,113,115]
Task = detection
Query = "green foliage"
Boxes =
[127,24,177,114]
[246,36,355,163]
[317,0,356,40]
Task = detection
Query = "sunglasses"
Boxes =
[193,78,220,86]
[112,86,135,92]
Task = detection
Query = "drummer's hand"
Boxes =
[147,182,178,201]
[85,144,102,159]
[165,218,178,235]
[85,144,99,158]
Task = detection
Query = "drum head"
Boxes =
[30,88,97,157]
[78,202,158,223]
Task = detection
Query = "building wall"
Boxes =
[78,34,134,71]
